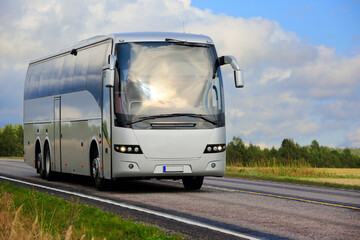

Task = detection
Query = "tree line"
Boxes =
[0,124,23,157]
[226,137,360,168]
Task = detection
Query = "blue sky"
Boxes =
[191,0,360,56]
[0,0,359,148]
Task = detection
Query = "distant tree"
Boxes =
[341,148,356,168]
[0,124,24,157]
[279,139,297,165]
[14,124,24,156]
[1,125,15,156]
[309,140,321,167]
[0,127,4,156]
[246,143,262,166]
[226,137,246,166]
[310,140,320,151]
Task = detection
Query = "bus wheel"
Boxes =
[182,176,204,190]
[91,151,106,191]
[38,153,46,179]
[45,147,53,181]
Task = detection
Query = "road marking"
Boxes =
[163,179,360,211]
[0,176,260,240]
[205,184,360,211]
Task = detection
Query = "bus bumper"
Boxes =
[111,151,225,178]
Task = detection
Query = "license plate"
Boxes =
[163,166,184,172]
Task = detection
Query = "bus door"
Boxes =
[102,69,112,179]
[54,97,61,172]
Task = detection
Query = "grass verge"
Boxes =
[0,181,183,240]
[226,166,360,191]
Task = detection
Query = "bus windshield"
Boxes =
[114,42,225,128]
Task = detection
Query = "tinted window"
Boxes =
[24,67,32,100]
[48,57,64,96]
[60,54,76,94]
[73,49,90,91]
[28,64,41,99]
[87,43,109,105]
[25,41,111,100]
[39,61,51,97]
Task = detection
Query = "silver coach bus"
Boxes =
[23,32,243,190]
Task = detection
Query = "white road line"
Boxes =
[0,176,260,240]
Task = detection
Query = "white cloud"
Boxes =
[228,109,245,118]
[260,68,292,85]
[346,128,360,148]
[0,0,359,147]
[296,119,320,135]
[257,142,278,150]
[279,92,299,104]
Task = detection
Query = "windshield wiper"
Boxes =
[126,113,217,125]
[165,38,209,48]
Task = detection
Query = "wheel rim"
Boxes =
[92,157,100,178]
[46,151,50,174]
[37,153,42,170]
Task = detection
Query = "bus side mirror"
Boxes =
[218,55,244,88]
[234,70,244,88]
[104,55,117,88]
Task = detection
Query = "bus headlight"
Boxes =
[204,144,226,153]
[115,145,143,154]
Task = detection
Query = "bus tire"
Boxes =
[44,146,53,181]
[38,153,46,179]
[91,149,106,191]
[182,176,204,190]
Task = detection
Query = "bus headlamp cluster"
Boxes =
[114,145,142,154]
[204,144,226,153]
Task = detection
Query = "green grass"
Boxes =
[226,166,360,191]
[0,181,184,240]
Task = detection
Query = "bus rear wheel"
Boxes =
[37,153,46,179]
[182,176,204,190]
[44,147,53,181]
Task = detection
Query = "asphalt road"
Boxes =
[0,158,359,240]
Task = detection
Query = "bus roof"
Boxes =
[29,32,214,65]
[112,32,214,44]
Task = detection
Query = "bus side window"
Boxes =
[87,44,108,105]
[73,49,90,91]
[28,64,41,99]
[39,61,51,97]
[60,54,76,94]
[49,57,63,96]
[24,67,32,100]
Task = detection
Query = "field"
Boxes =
[226,166,360,190]
[0,181,182,240]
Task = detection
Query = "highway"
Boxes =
[0,158,359,239]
